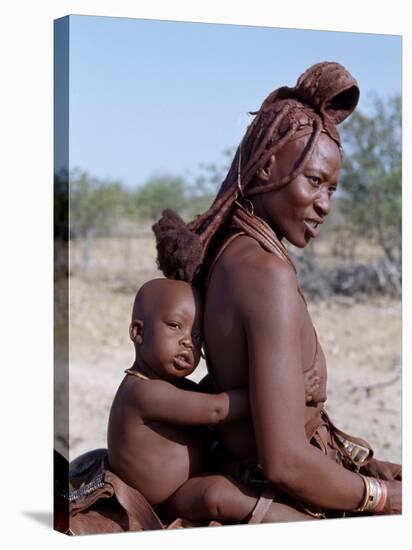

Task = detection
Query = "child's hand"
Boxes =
[304,366,320,405]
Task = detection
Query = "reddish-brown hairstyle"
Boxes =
[153,62,359,283]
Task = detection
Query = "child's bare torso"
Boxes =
[107,375,205,505]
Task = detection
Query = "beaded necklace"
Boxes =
[231,204,307,305]
[124,368,150,380]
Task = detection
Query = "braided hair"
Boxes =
[153,62,359,283]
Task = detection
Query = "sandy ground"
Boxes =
[55,235,402,466]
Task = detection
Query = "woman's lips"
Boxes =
[304,219,320,238]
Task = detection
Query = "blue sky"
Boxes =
[66,15,402,188]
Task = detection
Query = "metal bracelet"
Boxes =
[354,475,383,513]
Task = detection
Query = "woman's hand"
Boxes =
[361,458,402,481]
[381,479,402,514]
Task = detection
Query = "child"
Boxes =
[107,278,318,524]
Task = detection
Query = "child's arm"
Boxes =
[183,371,317,404]
[131,379,249,426]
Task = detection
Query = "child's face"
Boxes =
[138,286,202,381]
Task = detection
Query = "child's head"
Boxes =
[129,278,203,381]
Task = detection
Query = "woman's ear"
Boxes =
[129,320,144,344]
[256,155,276,181]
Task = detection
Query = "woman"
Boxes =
[153,62,402,520]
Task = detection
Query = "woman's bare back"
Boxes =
[204,234,327,459]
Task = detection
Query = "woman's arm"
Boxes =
[240,255,400,513]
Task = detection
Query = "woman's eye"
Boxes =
[167,322,180,329]
[308,176,321,186]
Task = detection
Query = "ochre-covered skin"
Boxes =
[203,131,401,514]
[149,61,402,518]
[107,279,315,522]
[107,279,206,505]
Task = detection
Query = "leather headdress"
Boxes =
[255,61,360,145]
[237,61,360,198]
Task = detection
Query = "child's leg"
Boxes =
[159,474,313,524]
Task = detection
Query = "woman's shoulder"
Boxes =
[212,235,300,319]
[222,234,297,286]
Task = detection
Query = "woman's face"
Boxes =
[253,132,341,248]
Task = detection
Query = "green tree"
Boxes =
[195,148,234,193]
[128,175,187,221]
[69,169,124,271]
[69,169,124,238]
[183,148,234,219]
[339,95,401,267]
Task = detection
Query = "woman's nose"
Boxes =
[314,189,331,217]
